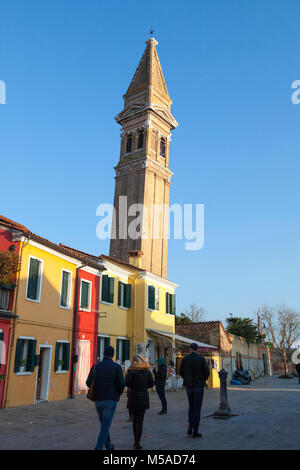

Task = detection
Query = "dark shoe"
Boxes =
[106,444,115,450]
[158,410,167,415]
[187,427,193,436]
[192,432,202,438]
[134,443,143,450]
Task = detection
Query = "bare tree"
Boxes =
[259,304,300,376]
[184,302,206,323]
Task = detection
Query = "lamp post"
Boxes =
[214,368,231,419]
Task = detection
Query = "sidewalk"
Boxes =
[0,376,299,450]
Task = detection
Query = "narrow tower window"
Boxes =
[126,135,132,153]
[137,131,144,150]
[160,137,166,157]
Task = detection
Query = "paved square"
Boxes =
[0,376,299,450]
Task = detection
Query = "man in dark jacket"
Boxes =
[179,343,210,438]
[86,345,125,450]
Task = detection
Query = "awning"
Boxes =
[146,329,218,352]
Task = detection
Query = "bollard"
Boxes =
[213,368,231,419]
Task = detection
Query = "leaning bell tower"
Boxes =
[109,37,178,279]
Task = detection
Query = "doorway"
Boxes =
[35,346,51,402]
[75,340,90,394]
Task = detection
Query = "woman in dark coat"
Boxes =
[153,357,168,414]
[125,354,154,450]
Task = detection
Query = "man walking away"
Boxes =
[153,357,168,414]
[179,343,210,438]
[86,345,125,450]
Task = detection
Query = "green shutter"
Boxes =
[101,275,109,302]
[54,342,60,371]
[0,332,3,341]
[124,340,130,362]
[14,338,23,373]
[80,281,89,309]
[148,286,155,310]
[105,337,110,347]
[63,343,70,371]
[27,258,40,300]
[109,277,114,303]
[60,271,69,307]
[26,340,36,372]
[170,294,176,315]
[118,281,122,306]
[97,336,101,362]
[125,284,131,308]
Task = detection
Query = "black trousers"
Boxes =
[132,409,146,444]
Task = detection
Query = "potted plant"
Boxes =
[19,359,26,373]
[58,360,64,371]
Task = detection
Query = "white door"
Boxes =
[75,340,91,392]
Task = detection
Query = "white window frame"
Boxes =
[79,278,92,312]
[118,280,129,310]
[166,290,175,316]
[116,336,128,364]
[59,269,72,309]
[147,284,159,311]
[97,335,110,362]
[25,256,44,303]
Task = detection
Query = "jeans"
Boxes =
[156,384,167,412]
[132,409,146,444]
[95,400,117,450]
[186,387,204,433]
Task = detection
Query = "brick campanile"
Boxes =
[109,37,178,278]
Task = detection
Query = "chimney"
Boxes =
[128,250,143,269]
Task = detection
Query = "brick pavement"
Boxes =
[0,376,299,450]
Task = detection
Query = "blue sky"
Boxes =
[1,0,300,325]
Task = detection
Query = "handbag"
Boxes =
[87,365,96,401]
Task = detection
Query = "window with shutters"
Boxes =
[26,257,43,302]
[97,336,110,362]
[147,285,159,311]
[160,137,166,157]
[80,279,91,311]
[14,337,36,374]
[101,274,114,304]
[54,341,70,373]
[118,281,131,309]
[116,338,130,364]
[60,270,72,309]
[166,292,176,315]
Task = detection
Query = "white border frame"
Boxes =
[59,269,72,309]
[25,256,44,303]
[15,336,36,376]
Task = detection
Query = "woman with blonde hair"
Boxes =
[125,354,154,450]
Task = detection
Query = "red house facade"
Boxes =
[0,218,22,408]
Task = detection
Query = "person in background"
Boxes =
[296,362,300,384]
[153,357,168,414]
[86,345,125,450]
[179,343,210,438]
[125,354,154,450]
